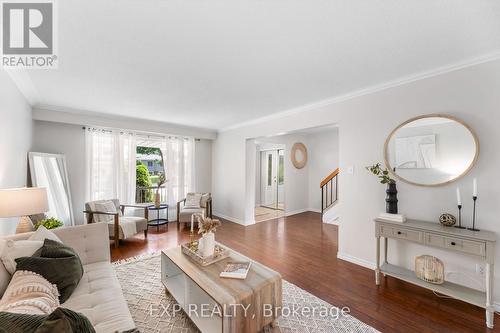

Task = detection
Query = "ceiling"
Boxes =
[15,0,500,130]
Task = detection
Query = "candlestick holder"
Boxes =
[455,204,465,229]
[189,230,195,245]
[467,196,479,231]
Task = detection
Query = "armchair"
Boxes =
[177,193,212,230]
[84,199,149,248]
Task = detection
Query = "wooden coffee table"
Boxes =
[161,243,282,333]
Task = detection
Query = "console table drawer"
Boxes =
[380,225,423,243]
[426,234,486,256]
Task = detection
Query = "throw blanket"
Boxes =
[109,219,137,239]
[0,307,95,333]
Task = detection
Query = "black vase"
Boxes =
[386,182,398,214]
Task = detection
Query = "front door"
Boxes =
[261,150,278,209]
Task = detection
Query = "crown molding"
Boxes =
[33,105,217,140]
[219,50,500,132]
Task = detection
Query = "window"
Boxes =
[267,154,272,186]
[136,145,165,203]
[278,151,284,185]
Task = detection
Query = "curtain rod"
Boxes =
[81,126,201,141]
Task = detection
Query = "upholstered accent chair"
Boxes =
[177,193,212,230]
[84,199,148,248]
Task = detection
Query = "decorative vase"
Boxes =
[200,232,215,257]
[154,191,161,208]
[386,182,398,214]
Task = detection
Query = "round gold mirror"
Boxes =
[384,114,479,187]
[291,143,307,169]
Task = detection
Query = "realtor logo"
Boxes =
[1,1,57,68]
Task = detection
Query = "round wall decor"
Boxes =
[291,143,308,169]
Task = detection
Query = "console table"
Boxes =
[374,218,497,328]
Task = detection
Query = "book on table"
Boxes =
[220,262,252,279]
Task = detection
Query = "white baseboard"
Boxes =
[307,208,322,213]
[337,252,500,313]
[213,211,246,226]
[337,252,376,270]
[324,217,340,226]
[284,209,308,217]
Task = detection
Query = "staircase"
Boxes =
[320,168,339,224]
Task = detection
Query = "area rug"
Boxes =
[113,253,379,333]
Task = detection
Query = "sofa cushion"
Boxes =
[178,207,206,222]
[0,270,60,315]
[15,239,84,303]
[62,262,135,333]
[94,201,117,223]
[107,216,146,239]
[185,193,202,208]
[29,226,63,243]
[0,239,43,274]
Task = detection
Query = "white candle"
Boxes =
[473,178,477,197]
[456,188,462,206]
[190,214,194,232]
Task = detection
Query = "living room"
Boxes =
[1,1,500,333]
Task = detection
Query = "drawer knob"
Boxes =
[397,231,402,235]
[451,242,456,246]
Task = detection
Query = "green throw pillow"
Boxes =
[15,239,84,303]
[0,307,95,333]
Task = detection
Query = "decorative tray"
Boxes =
[181,241,230,266]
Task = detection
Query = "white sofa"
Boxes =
[0,223,136,333]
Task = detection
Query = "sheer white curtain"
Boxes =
[85,128,137,203]
[163,136,195,207]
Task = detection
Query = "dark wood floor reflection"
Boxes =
[110,211,498,333]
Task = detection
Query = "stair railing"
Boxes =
[320,168,339,217]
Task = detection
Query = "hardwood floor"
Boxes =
[110,212,498,333]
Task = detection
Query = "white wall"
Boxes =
[307,128,339,211]
[194,139,212,193]
[212,59,500,301]
[32,120,213,224]
[32,121,86,224]
[0,71,33,235]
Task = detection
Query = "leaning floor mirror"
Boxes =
[28,152,74,226]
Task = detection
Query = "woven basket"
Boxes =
[415,255,444,284]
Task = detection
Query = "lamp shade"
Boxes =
[0,187,49,218]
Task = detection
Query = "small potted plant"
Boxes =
[197,215,221,257]
[366,163,398,214]
[34,217,64,230]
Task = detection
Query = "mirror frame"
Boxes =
[383,114,480,187]
[28,152,75,226]
[291,142,308,169]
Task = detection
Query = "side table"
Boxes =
[148,204,169,231]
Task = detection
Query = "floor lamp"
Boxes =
[0,187,49,233]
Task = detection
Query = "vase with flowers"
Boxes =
[197,215,221,257]
[366,163,398,214]
[155,172,166,208]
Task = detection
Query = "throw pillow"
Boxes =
[0,270,60,315]
[0,239,43,274]
[15,239,83,303]
[200,193,211,208]
[185,193,202,208]
[29,226,63,243]
[94,201,117,223]
[0,307,96,333]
